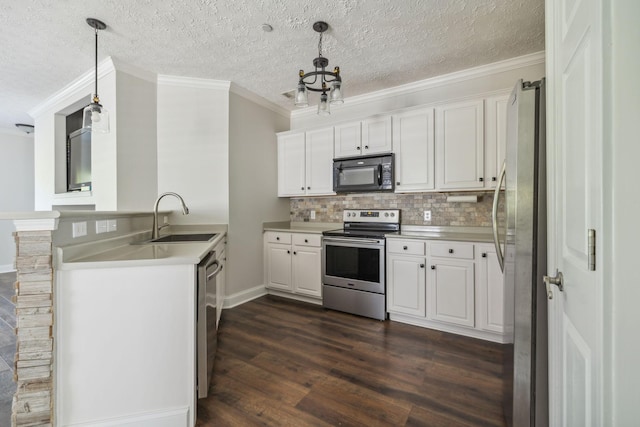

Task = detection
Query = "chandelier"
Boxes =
[82,18,109,133]
[295,21,343,115]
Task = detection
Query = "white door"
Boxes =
[292,246,322,298]
[476,244,505,334]
[277,132,306,196]
[393,108,435,192]
[334,122,362,158]
[484,94,509,189]
[427,259,475,328]
[435,100,485,189]
[305,127,335,195]
[361,115,392,154]
[387,254,426,317]
[266,244,293,291]
[547,0,603,423]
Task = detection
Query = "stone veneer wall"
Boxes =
[12,231,53,426]
[290,192,504,226]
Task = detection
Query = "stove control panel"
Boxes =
[342,209,400,223]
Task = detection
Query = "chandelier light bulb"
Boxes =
[330,81,344,104]
[295,83,309,107]
[318,93,330,116]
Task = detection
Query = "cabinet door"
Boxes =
[305,127,335,195]
[292,246,322,298]
[216,248,226,328]
[266,243,293,291]
[435,100,484,189]
[387,254,426,317]
[484,94,509,188]
[334,122,362,158]
[476,244,505,333]
[362,115,393,155]
[277,133,306,196]
[393,108,435,192]
[427,258,475,327]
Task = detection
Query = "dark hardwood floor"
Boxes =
[197,295,506,426]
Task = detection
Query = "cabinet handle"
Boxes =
[482,253,487,258]
[396,182,400,185]
[287,250,290,254]
[448,249,454,254]
[304,239,308,243]
[276,237,280,241]
[431,265,436,270]
[307,186,311,190]
[365,145,369,149]
[479,177,484,182]
[492,177,497,182]
[293,251,297,255]
[403,246,408,250]
[301,186,304,190]
[420,264,425,268]
[356,146,361,150]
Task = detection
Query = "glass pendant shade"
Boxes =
[317,93,330,116]
[82,101,110,133]
[294,83,309,107]
[330,81,344,104]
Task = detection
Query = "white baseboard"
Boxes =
[266,289,323,306]
[66,407,189,427]
[0,264,15,274]
[223,284,267,309]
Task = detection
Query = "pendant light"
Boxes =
[295,21,343,115]
[82,18,109,133]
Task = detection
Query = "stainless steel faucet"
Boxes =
[152,192,190,239]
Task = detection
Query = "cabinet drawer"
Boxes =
[292,233,321,247]
[266,232,292,245]
[430,242,474,259]
[387,239,425,255]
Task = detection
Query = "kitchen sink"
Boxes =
[148,233,217,243]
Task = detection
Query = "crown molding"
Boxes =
[229,83,290,118]
[157,75,231,91]
[291,51,545,120]
[29,57,116,119]
[111,57,157,83]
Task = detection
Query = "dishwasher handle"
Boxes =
[206,261,222,281]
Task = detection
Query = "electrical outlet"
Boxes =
[310,210,316,220]
[423,210,432,222]
[95,220,108,234]
[72,222,87,238]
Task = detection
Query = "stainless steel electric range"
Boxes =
[322,209,400,320]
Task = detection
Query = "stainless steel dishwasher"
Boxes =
[197,251,222,398]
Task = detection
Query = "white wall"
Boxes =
[228,91,289,297]
[0,130,35,271]
[157,78,230,224]
[291,53,545,130]
[605,0,640,423]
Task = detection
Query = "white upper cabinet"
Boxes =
[484,93,510,189]
[277,132,306,196]
[393,108,435,192]
[334,116,392,158]
[435,99,485,189]
[362,115,393,155]
[334,122,362,158]
[305,127,335,195]
[277,128,334,197]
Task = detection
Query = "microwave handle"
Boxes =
[377,164,382,185]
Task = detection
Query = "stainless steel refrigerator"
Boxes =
[492,79,548,427]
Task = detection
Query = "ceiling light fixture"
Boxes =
[82,18,109,133]
[15,124,34,134]
[295,21,343,115]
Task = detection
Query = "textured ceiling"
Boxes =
[0,0,544,131]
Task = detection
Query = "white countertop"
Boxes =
[263,221,340,234]
[391,225,496,243]
[57,225,227,270]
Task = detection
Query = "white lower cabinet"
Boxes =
[387,237,506,342]
[214,239,227,328]
[265,231,322,301]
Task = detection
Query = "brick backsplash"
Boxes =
[290,192,505,227]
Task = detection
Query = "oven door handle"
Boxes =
[323,237,385,246]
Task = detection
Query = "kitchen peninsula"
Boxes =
[0,211,227,427]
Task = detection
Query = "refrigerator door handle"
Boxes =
[492,161,506,272]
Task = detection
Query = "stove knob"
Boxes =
[390,212,395,217]
[347,212,352,217]
[384,212,389,217]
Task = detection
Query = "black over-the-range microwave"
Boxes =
[332,153,394,193]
